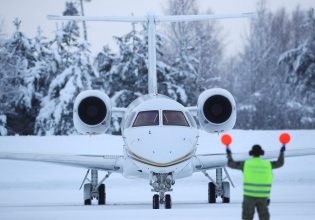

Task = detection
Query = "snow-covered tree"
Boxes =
[227,1,294,129]
[96,26,188,106]
[0,18,37,134]
[0,19,8,134]
[0,19,4,42]
[290,6,309,48]
[224,0,315,129]
[77,0,92,41]
[162,0,223,105]
[0,44,22,130]
[93,46,116,90]
[35,2,94,135]
[0,115,7,136]
[18,27,56,123]
[278,8,315,128]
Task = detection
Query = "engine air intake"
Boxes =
[203,95,232,124]
[78,97,107,126]
[197,88,236,133]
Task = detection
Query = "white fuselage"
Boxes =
[121,94,199,179]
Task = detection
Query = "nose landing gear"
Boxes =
[150,172,174,209]
[152,193,172,209]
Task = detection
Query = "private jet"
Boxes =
[1,12,315,209]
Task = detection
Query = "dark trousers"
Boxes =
[242,195,270,220]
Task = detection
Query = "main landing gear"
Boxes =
[203,168,234,203]
[80,169,111,205]
[150,172,174,209]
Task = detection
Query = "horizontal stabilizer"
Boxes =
[47,12,255,23]
[47,15,147,23]
[156,12,255,23]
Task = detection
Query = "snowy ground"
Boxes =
[0,130,315,219]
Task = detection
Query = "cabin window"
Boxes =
[163,110,189,127]
[133,111,159,127]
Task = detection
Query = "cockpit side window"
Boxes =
[132,110,159,127]
[185,111,197,128]
[163,110,189,127]
[124,111,136,128]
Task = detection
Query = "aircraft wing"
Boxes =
[0,152,123,172]
[193,148,315,171]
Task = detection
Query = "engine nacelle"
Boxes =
[197,88,236,133]
[73,90,112,134]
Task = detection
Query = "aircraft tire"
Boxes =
[84,183,92,205]
[153,194,160,209]
[223,197,230,203]
[165,194,172,209]
[98,184,106,205]
[222,181,230,203]
[208,182,216,203]
[84,199,91,205]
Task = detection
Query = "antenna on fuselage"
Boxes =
[47,12,255,95]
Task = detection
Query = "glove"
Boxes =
[226,147,232,155]
[280,145,286,152]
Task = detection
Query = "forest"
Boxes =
[0,0,314,135]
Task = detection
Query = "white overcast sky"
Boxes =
[0,0,314,57]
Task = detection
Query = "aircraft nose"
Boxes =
[130,127,196,164]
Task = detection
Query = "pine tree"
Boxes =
[162,0,223,106]
[18,27,56,129]
[0,19,4,42]
[0,18,37,134]
[77,0,92,41]
[278,8,315,128]
[225,1,314,129]
[35,2,94,135]
[0,20,8,134]
[96,26,187,107]
[229,1,295,129]
[0,115,7,136]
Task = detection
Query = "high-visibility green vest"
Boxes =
[243,157,273,198]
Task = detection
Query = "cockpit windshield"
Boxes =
[163,110,189,127]
[132,110,159,127]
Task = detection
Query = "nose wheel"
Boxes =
[152,194,159,209]
[150,172,174,209]
[152,193,172,209]
[165,194,172,209]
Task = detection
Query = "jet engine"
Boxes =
[197,88,236,133]
[73,90,112,134]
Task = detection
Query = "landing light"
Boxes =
[279,133,291,145]
[221,134,232,146]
